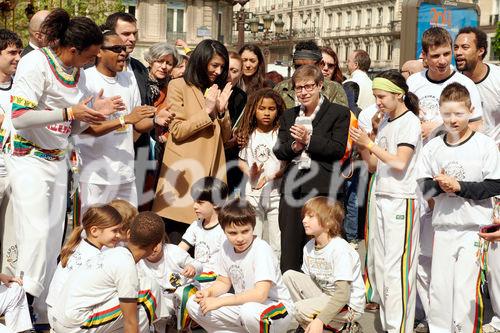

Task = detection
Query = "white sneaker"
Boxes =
[414,321,429,333]
[483,324,500,333]
[349,240,359,250]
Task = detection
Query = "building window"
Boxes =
[345,45,350,61]
[346,11,351,27]
[376,43,381,60]
[366,8,372,27]
[167,2,186,39]
[377,8,382,25]
[387,42,393,60]
[356,10,361,27]
[389,6,394,22]
[366,43,371,57]
[337,12,342,29]
[328,13,333,30]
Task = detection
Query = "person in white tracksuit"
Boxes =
[350,70,422,333]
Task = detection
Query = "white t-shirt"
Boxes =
[301,237,365,313]
[181,220,225,274]
[344,69,375,110]
[74,66,141,185]
[407,70,483,124]
[46,239,100,308]
[375,111,422,198]
[11,48,89,150]
[357,104,378,134]
[476,64,500,145]
[238,130,283,197]
[0,81,13,177]
[216,237,294,307]
[137,243,203,290]
[54,247,139,327]
[418,132,500,228]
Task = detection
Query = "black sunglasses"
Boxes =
[101,45,127,54]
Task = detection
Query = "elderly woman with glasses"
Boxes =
[273,64,351,272]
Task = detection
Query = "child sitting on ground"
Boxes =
[51,212,165,333]
[178,177,228,285]
[137,234,202,332]
[187,198,295,333]
[283,196,365,333]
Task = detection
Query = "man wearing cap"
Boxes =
[274,40,348,109]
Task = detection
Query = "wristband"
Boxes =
[119,115,126,128]
[367,141,375,150]
[67,107,75,121]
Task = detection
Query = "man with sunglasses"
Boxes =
[274,40,347,110]
[73,31,171,213]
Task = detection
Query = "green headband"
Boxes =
[372,77,405,95]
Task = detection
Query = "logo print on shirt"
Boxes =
[443,161,466,181]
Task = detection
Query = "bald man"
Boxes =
[21,10,50,57]
[400,59,425,80]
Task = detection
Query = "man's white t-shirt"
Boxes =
[302,237,365,313]
[238,130,283,197]
[375,111,422,198]
[418,132,500,228]
[54,247,139,327]
[344,69,375,109]
[181,220,225,274]
[357,104,379,134]
[216,237,294,308]
[74,66,141,185]
[475,64,500,145]
[407,70,483,124]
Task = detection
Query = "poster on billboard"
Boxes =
[415,3,479,60]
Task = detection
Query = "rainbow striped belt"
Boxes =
[12,134,65,161]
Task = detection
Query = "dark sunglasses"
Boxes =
[101,45,127,54]
[320,60,335,69]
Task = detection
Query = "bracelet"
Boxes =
[367,141,375,150]
[119,115,126,128]
[67,107,75,121]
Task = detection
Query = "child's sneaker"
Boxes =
[483,324,500,333]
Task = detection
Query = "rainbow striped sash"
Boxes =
[176,284,198,330]
[138,289,157,324]
[12,134,65,161]
[194,271,217,283]
[80,305,121,329]
[259,302,288,333]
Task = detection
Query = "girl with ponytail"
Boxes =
[349,69,422,333]
[46,205,122,326]
[5,8,123,304]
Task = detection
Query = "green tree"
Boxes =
[0,0,124,45]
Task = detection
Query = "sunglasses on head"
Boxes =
[101,45,127,54]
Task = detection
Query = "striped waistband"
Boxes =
[12,134,65,161]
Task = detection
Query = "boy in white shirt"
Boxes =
[178,177,228,284]
[137,239,202,332]
[51,212,165,333]
[418,83,500,333]
[186,198,295,333]
[283,196,365,332]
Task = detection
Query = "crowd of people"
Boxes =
[0,7,496,333]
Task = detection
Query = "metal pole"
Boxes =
[288,0,294,78]
[237,7,245,49]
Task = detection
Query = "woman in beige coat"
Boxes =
[153,39,232,239]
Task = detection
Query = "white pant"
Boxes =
[0,283,33,332]
[51,292,153,333]
[5,155,67,298]
[363,174,379,304]
[487,241,500,330]
[415,208,434,322]
[428,228,483,333]
[187,293,293,333]
[79,181,137,214]
[0,178,16,276]
[247,195,280,261]
[373,195,419,333]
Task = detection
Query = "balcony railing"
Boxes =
[167,31,187,41]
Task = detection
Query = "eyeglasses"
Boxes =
[294,83,317,93]
[101,45,127,54]
[320,60,335,69]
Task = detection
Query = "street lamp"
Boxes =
[249,15,260,38]
[233,0,250,50]
[263,10,274,37]
[274,14,285,36]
